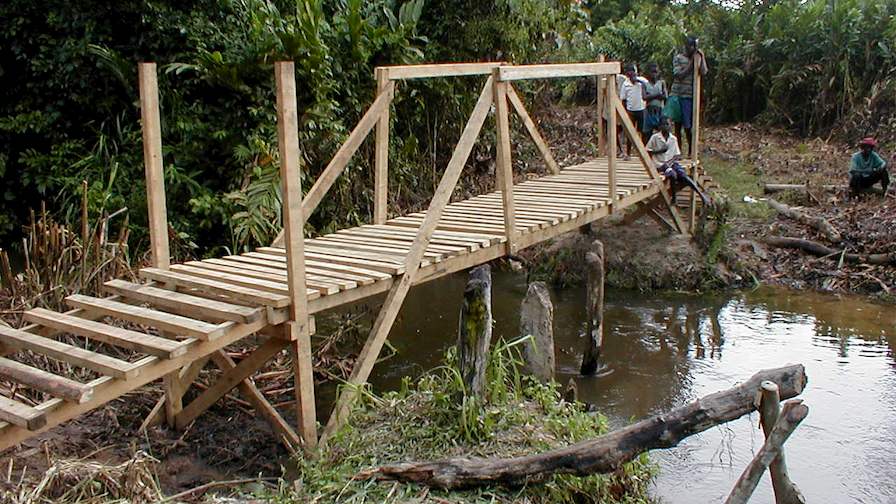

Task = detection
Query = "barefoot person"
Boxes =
[669,36,707,157]
[646,119,709,204]
[619,63,648,158]
[849,137,889,195]
[642,63,667,136]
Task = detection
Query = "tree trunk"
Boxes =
[457,265,492,398]
[580,241,604,375]
[759,381,807,504]
[361,364,807,489]
[767,198,841,243]
[520,281,554,382]
[764,236,896,265]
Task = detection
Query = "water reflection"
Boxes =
[362,273,896,504]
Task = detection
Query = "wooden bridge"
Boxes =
[0,60,706,454]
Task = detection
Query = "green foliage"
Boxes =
[281,338,655,503]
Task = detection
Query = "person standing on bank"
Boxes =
[849,137,889,196]
[642,62,667,136]
[619,63,648,159]
[668,36,707,157]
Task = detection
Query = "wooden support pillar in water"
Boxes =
[520,282,555,382]
[760,381,807,504]
[580,240,605,375]
[457,265,493,398]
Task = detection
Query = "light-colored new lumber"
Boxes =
[185,260,342,295]
[497,62,621,81]
[138,62,170,270]
[0,325,138,379]
[322,76,496,446]
[170,264,292,296]
[0,357,93,403]
[140,267,293,307]
[506,85,560,174]
[65,294,226,340]
[596,54,606,156]
[493,71,518,254]
[24,308,189,359]
[374,67,390,224]
[0,396,46,430]
[382,62,504,80]
[606,80,617,208]
[274,60,317,451]
[103,279,261,324]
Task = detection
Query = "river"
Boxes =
[353,270,896,504]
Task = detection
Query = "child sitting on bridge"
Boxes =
[646,119,709,205]
[849,137,889,196]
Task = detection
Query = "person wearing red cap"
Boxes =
[849,137,888,195]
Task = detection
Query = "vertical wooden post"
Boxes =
[580,241,604,375]
[457,265,493,398]
[689,54,703,233]
[138,63,170,270]
[606,77,618,211]
[374,67,390,225]
[274,61,318,453]
[493,70,518,254]
[520,281,555,382]
[760,381,807,504]
[596,55,606,157]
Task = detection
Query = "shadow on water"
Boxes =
[345,270,896,504]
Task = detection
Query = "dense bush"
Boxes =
[1,0,894,256]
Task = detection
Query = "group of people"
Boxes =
[611,36,709,203]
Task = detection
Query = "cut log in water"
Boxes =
[759,381,806,504]
[763,236,896,265]
[724,400,809,504]
[520,281,554,382]
[359,364,808,489]
[767,198,841,243]
[580,241,605,375]
[457,265,493,398]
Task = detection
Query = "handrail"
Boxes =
[496,62,621,81]
[378,62,505,80]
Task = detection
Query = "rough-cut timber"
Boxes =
[759,381,807,504]
[764,236,896,265]
[767,198,842,243]
[360,364,807,489]
[519,282,554,382]
[580,241,604,375]
[457,265,493,398]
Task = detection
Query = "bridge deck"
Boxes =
[0,157,661,447]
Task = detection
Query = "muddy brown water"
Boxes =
[342,270,896,504]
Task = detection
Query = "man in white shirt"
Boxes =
[619,64,648,158]
[646,120,709,204]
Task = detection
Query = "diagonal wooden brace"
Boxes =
[506,84,560,175]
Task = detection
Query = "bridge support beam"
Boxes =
[493,71,518,254]
[275,61,318,454]
[320,76,497,447]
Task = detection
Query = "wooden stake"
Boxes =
[493,71,518,254]
[725,400,809,504]
[760,381,807,504]
[520,282,555,382]
[596,55,606,156]
[606,77,617,211]
[457,265,493,398]
[321,77,496,446]
[274,61,317,452]
[138,63,170,269]
[374,67,390,225]
[580,241,604,375]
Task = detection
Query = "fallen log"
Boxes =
[763,236,896,265]
[767,198,841,243]
[358,364,807,489]
[763,183,840,194]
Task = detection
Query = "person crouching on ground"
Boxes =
[849,137,889,196]
[619,63,648,159]
[646,119,709,204]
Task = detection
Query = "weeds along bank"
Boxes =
[2,0,895,260]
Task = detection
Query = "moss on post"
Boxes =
[457,265,492,398]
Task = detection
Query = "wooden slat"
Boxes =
[170,264,299,296]
[247,251,405,276]
[497,62,621,81]
[24,308,189,359]
[202,258,359,291]
[139,268,294,307]
[383,62,503,80]
[0,357,93,403]
[186,260,344,295]
[104,280,262,324]
[0,325,137,379]
[0,395,46,430]
[65,294,226,341]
